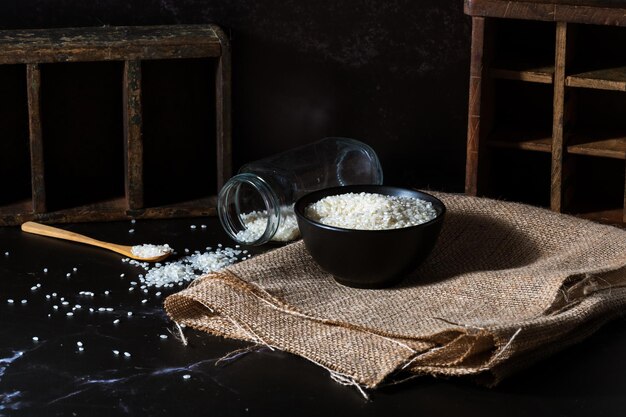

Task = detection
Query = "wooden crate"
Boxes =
[0,25,231,226]
[465,0,626,225]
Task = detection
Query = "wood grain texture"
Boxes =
[27,63,46,214]
[214,26,232,191]
[550,22,567,212]
[465,17,486,196]
[21,221,171,261]
[123,60,144,210]
[0,196,218,226]
[568,134,626,159]
[465,0,626,26]
[0,25,221,64]
[489,64,554,83]
[566,66,626,91]
[487,130,553,152]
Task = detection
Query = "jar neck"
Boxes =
[217,173,281,246]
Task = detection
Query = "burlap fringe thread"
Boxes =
[165,193,626,395]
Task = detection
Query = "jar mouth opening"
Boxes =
[217,174,281,246]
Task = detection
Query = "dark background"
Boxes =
[0,0,471,193]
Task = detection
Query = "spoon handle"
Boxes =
[21,221,119,252]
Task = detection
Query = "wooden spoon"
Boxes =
[21,221,172,262]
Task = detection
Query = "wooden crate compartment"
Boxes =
[566,24,626,92]
[142,58,217,209]
[40,61,126,212]
[484,148,552,208]
[0,65,30,213]
[563,155,625,225]
[0,25,231,226]
[566,89,626,160]
[486,80,553,152]
[489,19,556,84]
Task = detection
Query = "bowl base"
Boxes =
[333,275,404,289]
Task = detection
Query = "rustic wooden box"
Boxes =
[465,0,626,224]
[0,24,231,226]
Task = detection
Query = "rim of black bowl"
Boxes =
[294,185,446,233]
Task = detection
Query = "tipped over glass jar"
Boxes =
[217,137,383,245]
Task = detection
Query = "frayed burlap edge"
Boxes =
[165,266,626,389]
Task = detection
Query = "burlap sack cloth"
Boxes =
[165,193,626,389]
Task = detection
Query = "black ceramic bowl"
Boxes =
[294,185,446,288]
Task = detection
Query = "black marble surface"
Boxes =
[1,218,626,416]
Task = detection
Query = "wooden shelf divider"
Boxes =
[487,130,553,152]
[566,66,626,92]
[489,64,555,84]
[27,63,46,214]
[567,134,626,159]
[214,26,232,191]
[123,59,144,211]
[550,22,568,212]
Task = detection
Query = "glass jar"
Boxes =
[218,137,383,245]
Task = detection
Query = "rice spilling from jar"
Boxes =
[236,206,300,243]
[305,192,438,230]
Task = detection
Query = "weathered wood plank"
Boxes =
[0,196,218,226]
[0,24,231,226]
[214,26,232,191]
[487,130,553,152]
[0,25,221,64]
[567,134,626,159]
[27,63,46,213]
[123,60,144,210]
[550,22,567,212]
[566,66,626,91]
[466,17,487,195]
[465,0,626,26]
[489,64,554,83]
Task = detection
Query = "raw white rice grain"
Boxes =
[131,244,172,258]
[305,192,438,230]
